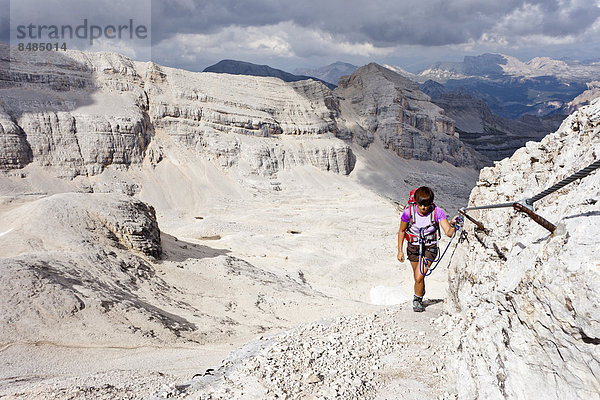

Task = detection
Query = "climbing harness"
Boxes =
[419,215,464,277]
[459,159,600,234]
[404,203,440,245]
[403,188,440,245]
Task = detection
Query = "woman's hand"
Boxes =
[398,252,405,263]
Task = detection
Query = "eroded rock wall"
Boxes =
[445,98,600,399]
[432,93,564,162]
[335,63,484,168]
[0,46,352,177]
[0,49,151,178]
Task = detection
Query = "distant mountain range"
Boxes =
[300,54,599,120]
[204,54,598,121]
[420,75,586,119]
[203,60,337,90]
[414,54,599,119]
[418,53,600,83]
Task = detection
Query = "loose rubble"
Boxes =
[158,303,452,400]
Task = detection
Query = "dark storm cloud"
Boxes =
[3,0,599,69]
[149,0,600,46]
[150,0,292,40]
[4,0,599,48]
[354,1,520,46]
[503,0,600,37]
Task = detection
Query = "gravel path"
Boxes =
[156,300,454,400]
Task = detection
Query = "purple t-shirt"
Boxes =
[401,205,447,236]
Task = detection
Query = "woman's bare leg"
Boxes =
[411,258,431,297]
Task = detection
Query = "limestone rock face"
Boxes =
[145,64,340,140]
[1,49,489,178]
[234,136,356,175]
[444,97,600,399]
[0,45,352,178]
[335,63,483,168]
[141,62,349,175]
[0,48,152,178]
[0,110,32,168]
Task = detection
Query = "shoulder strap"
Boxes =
[431,205,441,238]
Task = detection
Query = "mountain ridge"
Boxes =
[416,53,597,119]
[334,62,486,169]
[418,52,600,83]
[302,54,597,120]
[204,59,337,90]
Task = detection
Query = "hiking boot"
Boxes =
[413,295,424,312]
[413,299,424,312]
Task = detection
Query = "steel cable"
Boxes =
[463,159,600,212]
[527,159,600,205]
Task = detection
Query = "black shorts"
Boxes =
[406,243,439,262]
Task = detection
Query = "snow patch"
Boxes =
[369,285,410,305]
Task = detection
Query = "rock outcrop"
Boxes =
[444,97,600,399]
[335,63,484,168]
[0,193,178,344]
[4,193,163,259]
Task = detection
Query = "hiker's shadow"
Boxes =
[563,211,600,220]
[423,298,444,309]
[158,232,230,262]
[531,211,600,244]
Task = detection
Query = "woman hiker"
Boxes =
[397,186,459,312]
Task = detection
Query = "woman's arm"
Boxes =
[440,216,458,237]
[397,220,408,262]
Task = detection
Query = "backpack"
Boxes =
[403,188,440,244]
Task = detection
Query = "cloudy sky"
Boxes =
[3,0,600,72]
